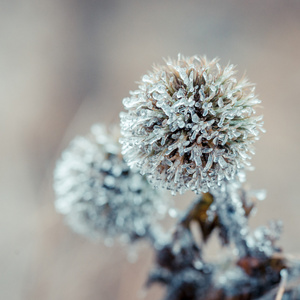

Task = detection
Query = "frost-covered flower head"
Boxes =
[120,54,264,194]
[54,124,168,243]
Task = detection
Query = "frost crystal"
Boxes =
[120,54,264,194]
[208,180,281,258]
[53,124,168,242]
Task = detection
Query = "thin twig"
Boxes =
[275,269,287,300]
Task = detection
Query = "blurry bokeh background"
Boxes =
[1,1,300,299]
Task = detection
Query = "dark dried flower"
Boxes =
[148,227,212,300]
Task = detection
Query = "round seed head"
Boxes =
[54,124,168,243]
[120,54,264,194]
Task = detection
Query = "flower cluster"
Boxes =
[53,124,168,243]
[52,55,295,300]
[120,54,264,194]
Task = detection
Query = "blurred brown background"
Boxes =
[1,1,300,299]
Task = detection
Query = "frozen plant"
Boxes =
[120,54,264,194]
[146,183,286,300]
[119,55,300,299]
[54,55,300,300]
[54,124,168,244]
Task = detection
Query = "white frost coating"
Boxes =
[53,124,168,242]
[209,181,280,258]
[120,54,264,194]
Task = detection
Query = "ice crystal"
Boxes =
[208,181,253,255]
[53,124,168,242]
[247,220,282,258]
[208,180,281,258]
[120,54,264,194]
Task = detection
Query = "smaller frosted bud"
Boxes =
[53,124,169,243]
[120,54,264,194]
